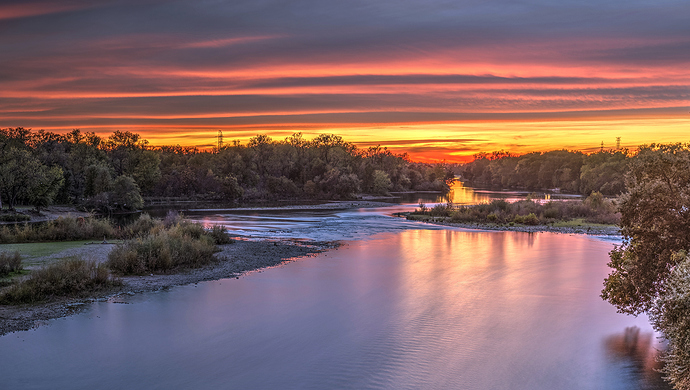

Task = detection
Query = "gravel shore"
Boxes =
[409,219,621,236]
[0,239,337,336]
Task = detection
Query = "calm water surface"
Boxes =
[0,187,669,389]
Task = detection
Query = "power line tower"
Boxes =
[217,130,223,152]
[600,141,604,152]
[616,137,621,150]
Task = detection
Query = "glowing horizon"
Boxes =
[1,0,688,163]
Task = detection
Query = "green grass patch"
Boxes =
[0,213,31,222]
[549,218,615,228]
[0,240,94,259]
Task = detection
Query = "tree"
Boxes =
[602,144,690,315]
[110,175,143,211]
[84,164,113,197]
[601,143,690,390]
[0,147,64,211]
[371,170,392,195]
[29,165,64,212]
[131,150,161,193]
[650,253,690,389]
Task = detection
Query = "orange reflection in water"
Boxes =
[604,326,667,386]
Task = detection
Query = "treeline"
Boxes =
[460,149,628,195]
[0,128,454,212]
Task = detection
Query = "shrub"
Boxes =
[429,203,453,217]
[123,213,160,238]
[108,221,218,275]
[0,251,22,276]
[0,257,120,304]
[209,225,232,245]
[543,207,561,219]
[490,199,510,212]
[163,210,182,227]
[522,213,540,225]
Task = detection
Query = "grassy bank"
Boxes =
[408,192,620,228]
[0,216,117,244]
[0,257,121,304]
[0,212,232,304]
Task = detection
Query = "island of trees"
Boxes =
[459,148,628,195]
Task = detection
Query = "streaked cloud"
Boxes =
[0,0,688,162]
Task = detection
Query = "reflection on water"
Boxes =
[396,181,581,206]
[0,230,668,389]
[604,327,668,389]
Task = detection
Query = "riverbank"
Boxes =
[0,239,337,335]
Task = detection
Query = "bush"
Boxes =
[0,257,120,304]
[209,225,232,245]
[543,206,561,219]
[0,251,22,276]
[123,213,160,238]
[429,203,453,217]
[108,221,218,275]
[522,213,540,225]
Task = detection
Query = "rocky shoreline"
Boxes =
[0,239,338,336]
[409,218,621,236]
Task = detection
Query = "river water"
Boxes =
[0,184,670,389]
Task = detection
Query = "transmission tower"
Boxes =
[616,137,621,150]
[217,130,223,151]
[600,141,604,152]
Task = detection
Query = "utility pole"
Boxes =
[217,130,223,152]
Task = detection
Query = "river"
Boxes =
[0,184,670,389]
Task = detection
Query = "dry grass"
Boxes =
[0,257,120,304]
[0,251,22,277]
[0,216,116,244]
[107,221,220,275]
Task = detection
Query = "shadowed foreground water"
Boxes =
[0,229,669,389]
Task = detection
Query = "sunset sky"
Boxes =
[1,0,688,162]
